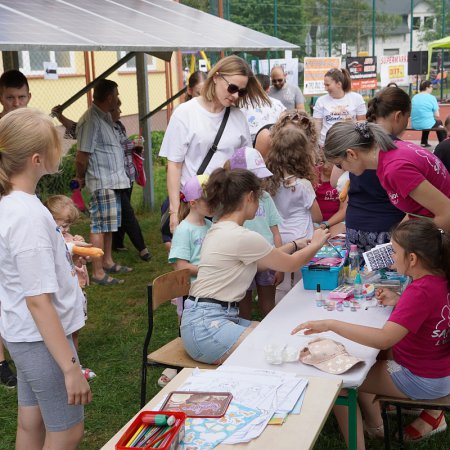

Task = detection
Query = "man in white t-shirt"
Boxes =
[269,66,305,111]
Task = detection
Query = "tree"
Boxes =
[303,0,401,55]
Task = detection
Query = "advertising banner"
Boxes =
[303,57,341,95]
[346,56,377,90]
[380,55,409,86]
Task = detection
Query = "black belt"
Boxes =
[187,296,239,308]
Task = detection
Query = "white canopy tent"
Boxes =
[0,0,298,206]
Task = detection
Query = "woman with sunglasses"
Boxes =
[325,121,450,231]
[159,55,270,234]
[313,68,367,147]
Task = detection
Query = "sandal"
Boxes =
[402,410,447,442]
[363,422,385,440]
[91,274,124,285]
[103,263,133,274]
[157,368,177,388]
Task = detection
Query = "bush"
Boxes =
[37,143,77,200]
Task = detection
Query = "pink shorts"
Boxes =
[247,269,275,291]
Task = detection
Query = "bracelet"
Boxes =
[321,221,330,229]
[292,240,298,253]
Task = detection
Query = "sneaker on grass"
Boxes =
[0,360,17,388]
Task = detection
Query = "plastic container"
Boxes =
[115,411,186,450]
[353,273,364,302]
[302,255,347,290]
[347,244,360,284]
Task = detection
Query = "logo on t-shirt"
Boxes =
[431,293,450,346]
[414,148,447,178]
[388,192,399,205]
[255,204,266,217]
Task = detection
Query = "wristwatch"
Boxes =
[321,221,330,229]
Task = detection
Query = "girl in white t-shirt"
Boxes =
[180,168,329,365]
[0,109,91,449]
[313,68,367,146]
[265,126,323,303]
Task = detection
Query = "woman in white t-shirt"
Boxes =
[159,55,271,235]
[181,168,329,364]
[0,109,91,448]
[313,68,367,146]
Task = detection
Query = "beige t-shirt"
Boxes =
[190,221,273,303]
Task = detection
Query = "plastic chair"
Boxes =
[376,394,450,449]
[140,269,214,407]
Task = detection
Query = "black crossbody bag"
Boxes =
[160,107,231,233]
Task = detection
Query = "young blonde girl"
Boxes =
[44,195,95,380]
[0,109,91,450]
[292,219,450,447]
[265,126,322,302]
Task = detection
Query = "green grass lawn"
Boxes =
[0,165,448,449]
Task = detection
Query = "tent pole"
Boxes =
[136,53,154,209]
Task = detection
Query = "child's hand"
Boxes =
[273,271,284,286]
[73,235,85,243]
[291,320,331,335]
[310,228,330,249]
[375,288,400,306]
[64,365,92,405]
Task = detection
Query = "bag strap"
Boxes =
[197,107,230,175]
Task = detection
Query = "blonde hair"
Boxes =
[270,110,319,157]
[202,55,270,108]
[45,195,79,223]
[0,108,62,197]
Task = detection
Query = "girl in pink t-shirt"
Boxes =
[324,120,450,231]
[292,219,450,446]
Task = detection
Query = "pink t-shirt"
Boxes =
[377,140,450,218]
[388,275,450,378]
[315,180,340,221]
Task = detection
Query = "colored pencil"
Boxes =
[126,424,145,447]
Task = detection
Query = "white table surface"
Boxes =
[225,281,392,388]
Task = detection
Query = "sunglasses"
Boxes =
[218,73,247,97]
[284,112,310,124]
[272,78,284,83]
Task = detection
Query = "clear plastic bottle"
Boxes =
[353,273,364,302]
[347,244,360,284]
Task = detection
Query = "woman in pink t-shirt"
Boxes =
[324,120,450,231]
[292,219,450,446]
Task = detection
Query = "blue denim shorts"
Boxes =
[180,299,251,364]
[387,360,450,400]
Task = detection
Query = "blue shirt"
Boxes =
[411,93,438,130]
[168,218,212,280]
[346,170,405,232]
[244,191,281,245]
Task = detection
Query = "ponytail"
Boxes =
[391,219,450,286]
[206,168,261,218]
[324,121,396,160]
[325,68,352,93]
[366,87,411,123]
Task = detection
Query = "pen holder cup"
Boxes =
[115,411,186,450]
